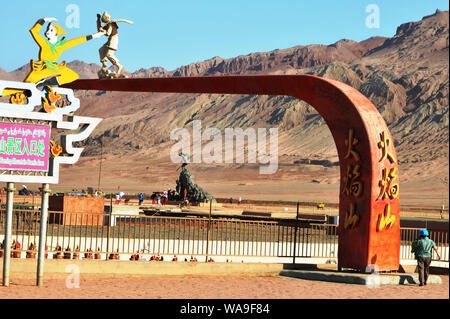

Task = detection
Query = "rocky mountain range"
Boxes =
[1,9,448,196]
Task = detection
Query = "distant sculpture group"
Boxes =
[176,163,214,203]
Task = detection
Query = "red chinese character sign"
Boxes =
[64,74,401,272]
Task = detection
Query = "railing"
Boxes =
[0,210,448,262]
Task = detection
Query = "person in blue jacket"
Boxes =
[138,193,144,206]
[414,229,441,286]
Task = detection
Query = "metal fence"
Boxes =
[0,210,448,262]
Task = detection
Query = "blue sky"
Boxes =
[0,0,448,73]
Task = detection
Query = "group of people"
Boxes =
[0,240,21,258]
[151,192,166,206]
[150,189,179,206]
[127,254,216,263]
[149,254,164,261]
[228,197,243,205]
[112,189,182,206]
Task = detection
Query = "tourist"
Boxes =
[11,240,21,258]
[54,245,63,259]
[85,248,94,259]
[64,246,72,259]
[115,193,121,205]
[130,251,139,261]
[108,250,120,260]
[163,191,168,206]
[157,195,161,206]
[26,243,36,259]
[73,246,80,260]
[94,248,102,260]
[138,192,144,206]
[238,197,242,205]
[172,255,178,262]
[414,229,441,286]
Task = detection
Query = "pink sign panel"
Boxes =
[0,122,51,172]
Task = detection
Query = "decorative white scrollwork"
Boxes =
[0,80,80,115]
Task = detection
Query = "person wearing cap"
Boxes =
[415,229,440,286]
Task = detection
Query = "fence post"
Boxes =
[106,193,112,260]
[293,201,299,265]
[36,183,50,287]
[205,200,212,262]
[2,182,15,286]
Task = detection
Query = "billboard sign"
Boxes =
[0,122,51,172]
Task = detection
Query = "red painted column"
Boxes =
[65,74,400,271]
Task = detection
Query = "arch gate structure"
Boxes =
[64,74,401,272]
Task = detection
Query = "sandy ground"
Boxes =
[0,273,448,300]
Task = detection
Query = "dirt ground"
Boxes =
[0,273,448,300]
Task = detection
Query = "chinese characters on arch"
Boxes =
[376,131,398,231]
[341,128,398,231]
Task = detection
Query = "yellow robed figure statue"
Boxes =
[3,17,102,97]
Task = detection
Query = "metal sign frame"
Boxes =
[0,79,101,287]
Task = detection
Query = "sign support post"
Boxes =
[293,201,299,265]
[2,182,14,286]
[36,183,50,286]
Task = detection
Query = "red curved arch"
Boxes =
[65,74,400,271]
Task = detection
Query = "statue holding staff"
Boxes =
[96,12,134,79]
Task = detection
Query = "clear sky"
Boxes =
[0,0,448,73]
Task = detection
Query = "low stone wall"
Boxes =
[3,258,284,277]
